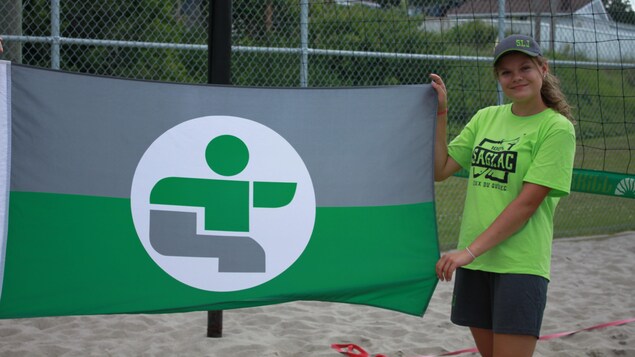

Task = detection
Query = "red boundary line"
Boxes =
[332,317,635,357]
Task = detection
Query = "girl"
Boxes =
[431,34,576,357]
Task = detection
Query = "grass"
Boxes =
[575,134,635,175]
[434,177,466,251]
[434,173,635,251]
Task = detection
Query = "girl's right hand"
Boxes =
[436,249,474,282]
[429,73,447,113]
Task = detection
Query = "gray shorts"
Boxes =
[450,268,549,337]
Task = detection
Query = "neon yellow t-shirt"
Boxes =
[448,104,576,280]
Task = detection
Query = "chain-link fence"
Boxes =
[2,0,635,249]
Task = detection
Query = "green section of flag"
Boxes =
[0,192,438,318]
[151,177,250,231]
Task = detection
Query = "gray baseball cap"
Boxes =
[493,34,542,64]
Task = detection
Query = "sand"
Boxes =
[0,232,633,357]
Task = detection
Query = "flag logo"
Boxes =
[130,116,316,292]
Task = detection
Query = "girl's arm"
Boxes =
[430,74,461,181]
[436,182,551,281]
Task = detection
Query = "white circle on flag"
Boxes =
[130,116,315,291]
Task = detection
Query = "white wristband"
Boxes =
[465,247,476,260]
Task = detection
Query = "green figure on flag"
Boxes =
[149,135,297,272]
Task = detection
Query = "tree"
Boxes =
[1,0,23,63]
[603,0,635,24]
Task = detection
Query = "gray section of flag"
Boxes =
[150,210,265,272]
[10,65,437,206]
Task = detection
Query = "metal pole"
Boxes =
[51,0,60,69]
[207,309,223,338]
[497,0,505,105]
[208,0,232,85]
[206,0,232,337]
[300,0,309,87]
[549,0,559,55]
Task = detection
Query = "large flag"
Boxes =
[0,61,439,319]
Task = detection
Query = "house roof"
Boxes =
[448,0,594,17]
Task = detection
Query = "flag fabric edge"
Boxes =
[0,60,11,301]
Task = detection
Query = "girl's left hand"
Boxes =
[436,249,474,282]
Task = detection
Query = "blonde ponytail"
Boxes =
[535,57,575,123]
[493,55,576,123]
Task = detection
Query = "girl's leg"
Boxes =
[493,333,537,357]
[469,327,493,357]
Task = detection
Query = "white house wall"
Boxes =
[424,16,635,61]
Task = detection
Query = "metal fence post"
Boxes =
[300,0,309,87]
[497,0,505,105]
[51,0,60,69]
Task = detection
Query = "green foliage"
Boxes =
[443,20,497,48]
[233,0,301,47]
[23,0,195,79]
[21,0,53,68]
[304,3,438,86]
[19,1,635,144]
[603,0,635,25]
